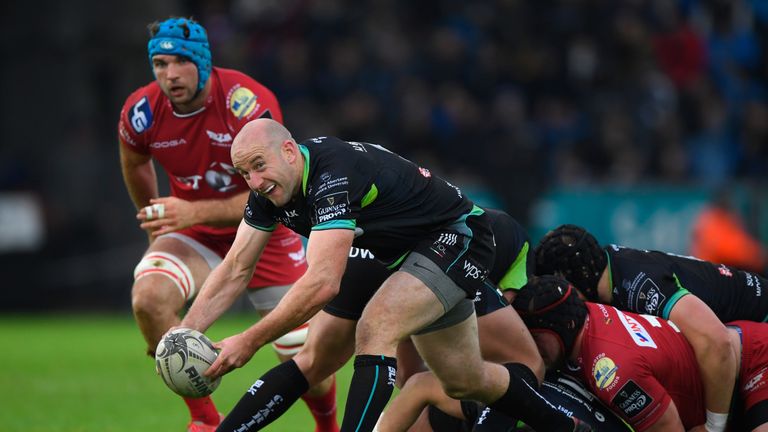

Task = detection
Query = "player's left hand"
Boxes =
[138,196,199,236]
[204,332,259,379]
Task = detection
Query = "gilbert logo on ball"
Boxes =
[155,328,221,397]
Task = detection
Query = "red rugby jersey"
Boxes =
[574,303,705,431]
[118,67,297,251]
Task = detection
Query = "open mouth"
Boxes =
[262,184,276,195]
[169,86,186,97]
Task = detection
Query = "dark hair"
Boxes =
[513,275,588,357]
[533,224,606,301]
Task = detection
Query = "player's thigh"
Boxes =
[132,235,213,303]
[356,270,447,349]
[294,310,357,383]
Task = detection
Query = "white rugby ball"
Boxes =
[155,328,221,397]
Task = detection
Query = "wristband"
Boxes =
[705,410,728,432]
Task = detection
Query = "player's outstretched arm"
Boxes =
[182,220,271,332]
[205,228,354,379]
[669,295,737,432]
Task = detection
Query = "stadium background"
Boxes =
[1,0,767,430]
[2,0,767,311]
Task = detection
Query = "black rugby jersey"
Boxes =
[605,244,768,322]
[244,136,474,263]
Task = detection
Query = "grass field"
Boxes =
[1,313,355,432]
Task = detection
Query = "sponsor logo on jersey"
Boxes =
[149,138,187,149]
[718,264,733,277]
[313,191,350,224]
[616,309,657,348]
[205,161,238,192]
[175,175,204,190]
[637,281,665,315]
[444,180,463,198]
[597,303,612,325]
[130,96,153,133]
[206,130,233,147]
[288,248,306,264]
[437,233,458,246]
[592,354,618,390]
[348,247,375,259]
[746,273,763,296]
[315,176,350,196]
[611,380,652,418]
[228,85,258,119]
[463,260,484,280]
[118,123,137,146]
[744,367,768,393]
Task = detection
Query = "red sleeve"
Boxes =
[117,87,153,155]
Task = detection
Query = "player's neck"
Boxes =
[172,81,211,115]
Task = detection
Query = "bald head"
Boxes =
[232,118,293,159]
[231,119,303,206]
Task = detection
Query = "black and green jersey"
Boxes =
[605,245,768,322]
[244,136,473,263]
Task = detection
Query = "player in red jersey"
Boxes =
[117,17,337,432]
[515,275,768,432]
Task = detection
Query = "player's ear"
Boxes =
[281,139,298,162]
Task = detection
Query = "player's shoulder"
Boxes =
[214,67,280,122]
[119,82,165,137]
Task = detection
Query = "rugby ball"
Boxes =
[155,328,221,397]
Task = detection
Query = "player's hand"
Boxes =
[137,196,199,236]
[204,332,259,379]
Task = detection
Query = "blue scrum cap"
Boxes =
[147,17,211,92]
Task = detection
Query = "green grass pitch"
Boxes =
[1,313,356,431]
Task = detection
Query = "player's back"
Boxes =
[606,245,768,322]
[577,303,705,430]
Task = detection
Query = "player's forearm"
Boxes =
[188,191,249,227]
[120,153,158,209]
[243,275,337,349]
[182,263,251,332]
[695,334,738,416]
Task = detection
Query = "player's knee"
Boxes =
[131,283,172,318]
[133,252,196,303]
[272,322,309,356]
[355,318,398,352]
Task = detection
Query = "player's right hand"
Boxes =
[138,196,198,237]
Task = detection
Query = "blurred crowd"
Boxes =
[2,0,767,309]
[192,0,768,209]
